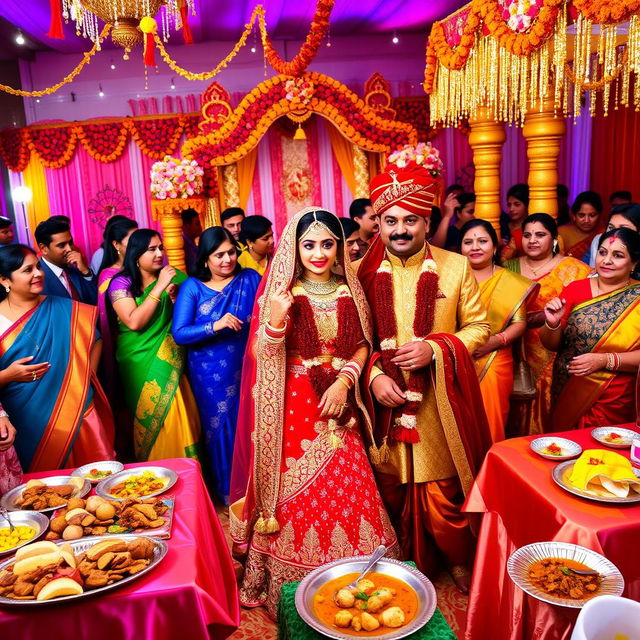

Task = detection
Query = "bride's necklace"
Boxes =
[300,274,339,296]
[524,255,555,276]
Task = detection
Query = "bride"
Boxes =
[230,207,398,618]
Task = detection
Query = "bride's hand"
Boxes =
[318,381,348,418]
[269,286,294,328]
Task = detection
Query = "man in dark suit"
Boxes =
[35,218,97,305]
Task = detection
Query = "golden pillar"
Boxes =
[468,108,506,233]
[523,97,566,218]
[222,164,241,207]
[352,144,370,198]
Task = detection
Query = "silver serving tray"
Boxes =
[95,466,178,501]
[72,461,124,484]
[295,556,436,639]
[507,541,624,608]
[0,534,168,606]
[530,437,582,461]
[552,460,640,504]
[0,476,91,513]
[591,426,637,449]
[0,511,50,556]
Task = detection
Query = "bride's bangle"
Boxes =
[264,321,287,344]
[544,320,561,331]
[337,374,353,390]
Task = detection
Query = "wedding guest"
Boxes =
[181,208,203,275]
[609,190,632,209]
[230,209,398,618]
[90,215,132,274]
[0,245,114,472]
[221,207,245,246]
[542,228,640,430]
[349,197,378,255]
[588,203,640,270]
[172,227,260,504]
[35,218,97,305]
[108,229,201,461]
[430,192,476,251]
[500,183,529,260]
[460,220,538,441]
[505,213,591,435]
[339,217,364,262]
[0,218,14,248]
[358,163,491,593]
[237,215,274,275]
[558,190,603,263]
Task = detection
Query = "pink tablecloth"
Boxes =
[0,458,240,640]
[464,426,640,640]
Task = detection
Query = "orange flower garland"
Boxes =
[77,122,129,163]
[262,0,334,76]
[27,127,78,169]
[571,0,640,24]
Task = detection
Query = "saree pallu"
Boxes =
[0,296,115,472]
[112,273,200,461]
[558,225,597,263]
[550,284,640,431]
[505,257,591,434]
[231,358,398,619]
[475,270,538,442]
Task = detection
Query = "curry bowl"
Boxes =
[295,556,436,639]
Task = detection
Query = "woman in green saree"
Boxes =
[108,229,200,461]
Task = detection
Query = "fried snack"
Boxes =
[128,537,155,560]
[15,484,76,511]
[85,539,128,561]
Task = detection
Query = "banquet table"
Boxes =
[464,425,640,640]
[0,458,240,640]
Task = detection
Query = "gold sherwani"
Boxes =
[371,244,489,484]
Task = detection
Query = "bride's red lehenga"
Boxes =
[230,209,398,619]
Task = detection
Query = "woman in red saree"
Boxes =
[542,228,640,430]
[230,208,398,619]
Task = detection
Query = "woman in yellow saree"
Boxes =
[108,229,200,461]
[460,220,539,441]
[505,214,591,435]
[541,228,640,430]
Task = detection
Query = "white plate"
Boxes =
[72,461,124,484]
[295,556,436,639]
[530,437,582,461]
[552,460,640,504]
[591,427,637,449]
[0,534,167,606]
[507,541,624,608]
[0,476,91,513]
[96,466,178,501]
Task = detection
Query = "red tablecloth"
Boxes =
[464,426,640,640]
[0,458,240,640]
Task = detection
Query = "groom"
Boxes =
[357,162,492,592]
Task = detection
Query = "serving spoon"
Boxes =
[334,545,387,604]
[0,506,15,533]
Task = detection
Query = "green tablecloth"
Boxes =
[278,565,456,640]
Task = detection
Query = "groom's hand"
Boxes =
[391,341,433,371]
[371,375,406,408]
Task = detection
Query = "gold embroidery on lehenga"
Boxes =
[272,521,296,561]
[357,516,381,555]
[327,523,354,560]
[298,526,323,566]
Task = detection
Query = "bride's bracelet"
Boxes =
[338,361,362,388]
[264,321,287,344]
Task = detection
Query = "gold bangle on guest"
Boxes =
[148,293,161,303]
[337,374,353,390]
[544,320,561,331]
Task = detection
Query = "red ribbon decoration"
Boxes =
[47,0,64,39]
[180,1,194,45]
[144,32,156,67]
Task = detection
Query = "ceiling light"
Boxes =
[170,78,176,89]
[110,60,116,70]
[12,186,32,203]
[250,46,256,53]
[36,99,40,103]
[98,84,104,97]
[392,33,399,44]
[15,32,26,46]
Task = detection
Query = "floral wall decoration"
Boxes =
[87,185,134,227]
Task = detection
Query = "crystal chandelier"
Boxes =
[62,0,196,55]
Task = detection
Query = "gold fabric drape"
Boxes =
[236,147,258,210]
[22,155,50,244]
[326,122,357,196]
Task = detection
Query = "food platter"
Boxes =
[295,556,436,639]
[96,467,178,501]
[0,534,168,606]
[0,511,50,556]
[72,461,124,484]
[0,476,91,513]
[507,541,624,608]
[530,437,582,461]
[552,461,640,504]
[591,427,637,449]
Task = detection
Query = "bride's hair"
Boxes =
[295,210,343,244]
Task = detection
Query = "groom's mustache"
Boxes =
[390,233,413,242]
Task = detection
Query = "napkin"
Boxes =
[569,449,640,498]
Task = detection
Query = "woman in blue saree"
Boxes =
[173,227,260,503]
[0,245,114,472]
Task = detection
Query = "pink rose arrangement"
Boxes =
[388,142,444,176]
[498,0,541,33]
[150,155,204,200]
[284,78,314,106]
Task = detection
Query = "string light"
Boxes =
[15,32,25,46]
[110,59,116,70]
[170,78,176,89]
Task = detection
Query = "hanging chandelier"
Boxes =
[60,0,196,55]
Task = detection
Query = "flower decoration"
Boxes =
[88,184,134,227]
[150,155,204,200]
[498,0,542,33]
[284,78,314,106]
[388,142,444,177]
